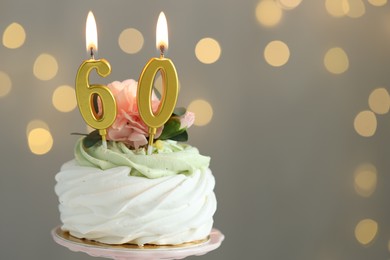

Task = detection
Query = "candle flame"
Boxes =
[156,12,168,53]
[86,11,98,54]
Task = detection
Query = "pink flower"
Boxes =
[104,79,163,149]
[179,111,195,129]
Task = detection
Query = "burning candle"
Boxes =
[75,11,117,148]
[138,12,179,155]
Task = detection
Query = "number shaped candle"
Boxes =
[75,11,117,148]
[138,12,178,155]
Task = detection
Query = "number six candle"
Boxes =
[75,11,117,148]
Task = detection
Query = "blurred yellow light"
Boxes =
[264,40,290,67]
[195,38,221,64]
[118,28,144,54]
[256,0,283,27]
[2,22,26,49]
[0,71,12,97]
[325,0,349,17]
[368,0,387,6]
[154,73,181,95]
[188,99,213,126]
[354,219,378,246]
[52,85,77,112]
[354,163,377,197]
[26,120,49,136]
[346,0,366,18]
[324,47,349,74]
[33,53,58,81]
[278,0,302,9]
[368,88,390,115]
[354,110,377,137]
[28,128,53,155]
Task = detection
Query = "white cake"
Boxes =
[55,79,217,246]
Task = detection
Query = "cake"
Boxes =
[54,79,217,246]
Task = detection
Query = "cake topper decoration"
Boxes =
[138,12,179,155]
[75,11,117,149]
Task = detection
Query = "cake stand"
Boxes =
[51,226,224,260]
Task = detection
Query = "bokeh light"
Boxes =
[354,163,377,197]
[33,53,58,81]
[52,85,77,112]
[153,73,181,95]
[118,28,144,54]
[368,0,387,6]
[195,38,221,64]
[26,120,49,135]
[0,71,12,97]
[26,121,53,155]
[2,22,26,49]
[354,219,378,246]
[325,0,349,17]
[264,40,290,67]
[324,47,349,74]
[277,0,302,9]
[354,110,377,137]
[368,88,390,115]
[346,0,366,18]
[188,99,213,126]
[256,0,283,27]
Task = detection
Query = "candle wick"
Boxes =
[159,45,165,58]
[90,47,95,59]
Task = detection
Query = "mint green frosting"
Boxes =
[74,138,211,179]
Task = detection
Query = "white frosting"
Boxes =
[55,160,216,245]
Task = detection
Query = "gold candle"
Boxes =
[75,11,117,148]
[138,12,179,155]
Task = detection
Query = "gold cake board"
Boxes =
[51,226,224,260]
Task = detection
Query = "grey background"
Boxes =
[1,0,390,259]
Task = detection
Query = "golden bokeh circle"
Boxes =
[264,40,290,67]
[187,99,214,126]
[118,28,144,54]
[368,0,387,6]
[325,0,349,17]
[354,163,377,198]
[0,71,12,97]
[27,128,54,155]
[277,0,302,9]
[256,0,283,27]
[368,88,390,115]
[354,110,377,137]
[195,38,221,64]
[153,73,181,95]
[52,85,77,112]
[2,22,26,49]
[26,120,49,136]
[354,219,378,246]
[346,0,366,18]
[33,53,58,81]
[324,47,349,74]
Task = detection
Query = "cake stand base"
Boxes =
[51,226,224,260]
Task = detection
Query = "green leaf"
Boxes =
[173,107,186,116]
[158,116,190,142]
[170,130,188,142]
[82,130,101,148]
[159,118,181,140]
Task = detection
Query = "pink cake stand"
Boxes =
[51,226,224,260]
